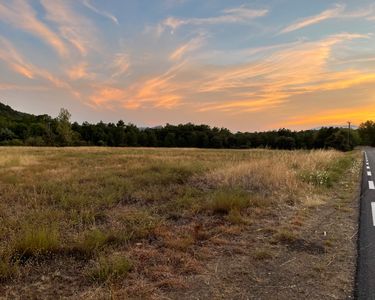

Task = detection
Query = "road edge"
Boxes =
[354,151,365,299]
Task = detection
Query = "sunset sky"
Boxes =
[1,0,375,131]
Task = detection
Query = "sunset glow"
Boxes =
[1,0,375,131]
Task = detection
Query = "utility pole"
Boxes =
[348,121,351,148]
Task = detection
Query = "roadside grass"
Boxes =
[0,147,361,297]
[299,151,356,188]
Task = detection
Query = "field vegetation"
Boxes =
[0,147,361,298]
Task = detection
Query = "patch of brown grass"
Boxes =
[0,147,359,298]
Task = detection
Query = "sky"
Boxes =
[1,0,375,131]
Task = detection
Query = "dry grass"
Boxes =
[87,254,132,282]
[0,147,360,297]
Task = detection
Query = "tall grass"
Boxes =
[0,147,358,290]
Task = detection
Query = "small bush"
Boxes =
[253,249,273,260]
[207,190,249,214]
[88,255,132,282]
[78,229,110,253]
[12,227,60,259]
[274,229,297,243]
[73,229,116,256]
[75,228,132,257]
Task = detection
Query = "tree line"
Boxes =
[1,103,375,151]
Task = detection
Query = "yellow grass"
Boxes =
[0,146,359,296]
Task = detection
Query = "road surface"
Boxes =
[357,148,375,299]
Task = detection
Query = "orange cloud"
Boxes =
[283,105,375,127]
[89,63,186,109]
[87,32,375,118]
[67,63,93,80]
[193,33,371,112]
[40,0,97,56]
[0,0,68,57]
[111,53,130,78]
[0,37,81,98]
[12,65,34,79]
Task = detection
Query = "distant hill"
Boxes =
[0,102,32,119]
[0,102,53,125]
[0,102,35,121]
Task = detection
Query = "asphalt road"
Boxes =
[357,148,375,299]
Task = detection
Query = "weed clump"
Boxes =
[207,190,249,214]
[274,229,298,244]
[12,227,60,260]
[87,255,132,282]
[74,229,127,257]
[253,249,274,260]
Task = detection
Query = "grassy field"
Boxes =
[0,147,361,299]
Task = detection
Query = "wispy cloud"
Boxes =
[280,4,375,34]
[88,32,374,115]
[281,4,344,34]
[82,0,119,25]
[66,63,94,80]
[110,53,130,78]
[90,62,186,109]
[158,5,268,34]
[0,36,37,79]
[0,0,68,56]
[170,35,205,61]
[0,36,79,97]
[195,33,370,112]
[40,0,97,56]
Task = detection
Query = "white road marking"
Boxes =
[371,203,375,226]
[370,181,375,190]
[368,171,372,176]
[367,166,371,170]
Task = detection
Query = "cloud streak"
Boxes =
[40,0,97,56]
[87,32,374,117]
[281,5,344,34]
[82,0,119,25]
[0,36,80,97]
[0,0,68,56]
[159,5,268,34]
[1,1,375,131]
[169,35,205,61]
[281,4,375,34]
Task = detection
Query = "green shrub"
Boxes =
[12,227,60,259]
